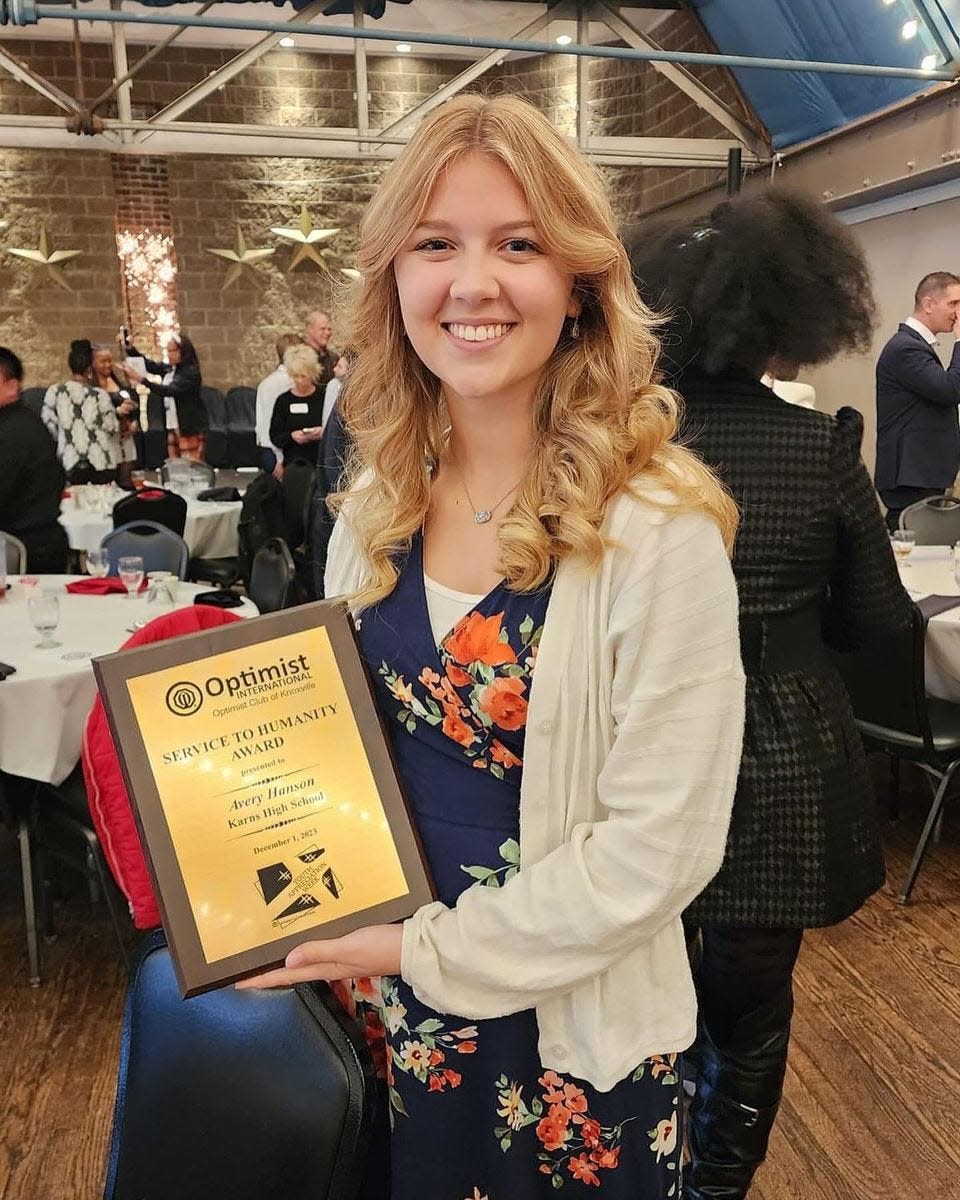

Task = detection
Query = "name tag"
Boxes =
[289,402,309,414]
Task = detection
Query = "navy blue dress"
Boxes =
[340,534,683,1198]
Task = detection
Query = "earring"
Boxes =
[570,316,581,339]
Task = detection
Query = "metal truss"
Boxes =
[0,0,951,164]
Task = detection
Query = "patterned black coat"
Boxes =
[679,368,913,928]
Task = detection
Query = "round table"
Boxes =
[0,575,258,786]
[59,495,243,559]
[898,546,960,702]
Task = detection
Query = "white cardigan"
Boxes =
[326,486,745,1091]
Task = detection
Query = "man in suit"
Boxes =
[304,310,337,394]
[876,271,960,531]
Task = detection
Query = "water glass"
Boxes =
[118,555,145,599]
[28,589,61,648]
[891,530,916,568]
[86,548,110,578]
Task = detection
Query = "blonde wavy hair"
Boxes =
[283,343,320,381]
[336,94,737,609]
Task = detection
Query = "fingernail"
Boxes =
[286,948,305,967]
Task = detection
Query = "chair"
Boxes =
[1,530,28,573]
[112,488,187,537]
[101,521,189,580]
[835,603,960,902]
[248,536,298,613]
[159,458,216,488]
[899,495,960,545]
[142,392,167,469]
[282,458,317,554]
[203,387,228,468]
[102,930,376,1200]
[224,386,259,468]
[20,386,46,418]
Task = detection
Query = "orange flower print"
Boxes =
[428,1074,445,1093]
[443,1068,462,1088]
[590,1145,621,1170]
[443,711,475,747]
[429,1048,445,1067]
[576,1117,602,1149]
[561,1082,588,1115]
[536,1103,571,1152]
[456,1040,477,1054]
[539,1070,566,1105]
[387,674,414,705]
[568,1155,601,1186]
[479,675,528,731]
[445,611,517,668]
[490,740,522,769]
[445,661,472,688]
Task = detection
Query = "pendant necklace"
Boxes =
[450,452,524,524]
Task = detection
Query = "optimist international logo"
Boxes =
[165,681,204,716]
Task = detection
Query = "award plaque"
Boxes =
[93,601,434,997]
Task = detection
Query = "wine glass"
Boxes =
[118,555,145,599]
[891,529,917,569]
[86,548,109,579]
[28,589,61,649]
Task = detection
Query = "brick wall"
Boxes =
[0,13,757,388]
[0,148,123,389]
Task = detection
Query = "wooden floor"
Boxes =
[2,778,960,1199]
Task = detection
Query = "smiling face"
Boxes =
[392,152,578,416]
[167,341,182,367]
[92,347,113,379]
[920,283,960,334]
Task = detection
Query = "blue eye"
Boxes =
[414,238,451,252]
[504,238,538,253]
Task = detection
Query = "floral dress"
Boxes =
[343,533,683,1199]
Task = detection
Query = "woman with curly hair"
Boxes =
[240,94,746,1197]
[629,190,914,1200]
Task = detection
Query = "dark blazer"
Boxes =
[678,368,913,927]
[875,323,960,495]
[0,399,69,572]
[308,401,352,600]
[134,350,207,437]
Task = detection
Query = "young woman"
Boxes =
[92,343,139,485]
[241,95,746,1198]
[268,343,325,468]
[123,333,207,462]
[41,338,126,484]
[628,191,915,1200]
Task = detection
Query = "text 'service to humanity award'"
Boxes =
[93,602,434,996]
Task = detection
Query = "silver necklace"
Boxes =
[450,454,523,524]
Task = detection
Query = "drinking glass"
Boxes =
[86,548,110,578]
[118,555,145,599]
[28,589,61,648]
[131,470,146,492]
[891,529,917,568]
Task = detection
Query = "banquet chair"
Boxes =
[899,495,960,545]
[102,930,376,1200]
[112,488,187,538]
[1,530,28,573]
[102,521,189,580]
[248,536,299,613]
[835,602,960,903]
[159,458,215,488]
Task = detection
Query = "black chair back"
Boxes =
[20,386,47,418]
[224,386,259,468]
[102,931,375,1200]
[112,488,188,537]
[834,603,933,753]
[249,536,297,613]
[282,458,317,552]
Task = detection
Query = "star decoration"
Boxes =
[270,205,340,273]
[205,223,275,290]
[6,227,82,292]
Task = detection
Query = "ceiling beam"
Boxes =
[590,0,770,159]
[0,42,81,113]
[376,4,570,141]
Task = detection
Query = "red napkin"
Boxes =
[66,577,147,595]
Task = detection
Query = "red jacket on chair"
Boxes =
[82,605,243,929]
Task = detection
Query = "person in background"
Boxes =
[321,352,350,431]
[240,94,745,1200]
[629,189,915,1200]
[255,331,303,479]
[92,343,140,485]
[41,338,129,485]
[875,271,960,531]
[122,332,207,462]
[0,347,70,573]
[308,397,351,600]
[304,309,337,392]
[268,344,325,468]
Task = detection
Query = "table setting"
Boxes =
[0,573,258,786]
[895,541,960,701]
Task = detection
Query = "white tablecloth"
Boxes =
[898,547,960,701]
[59,496,242,558]
[0,575,258,786]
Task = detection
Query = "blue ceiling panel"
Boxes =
[691,0,952,147]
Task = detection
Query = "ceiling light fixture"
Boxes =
[279,36,294,47]
[555,34,573,46]
[395,42,412,53]
[921,52,939,69]
[901,19,919,38]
